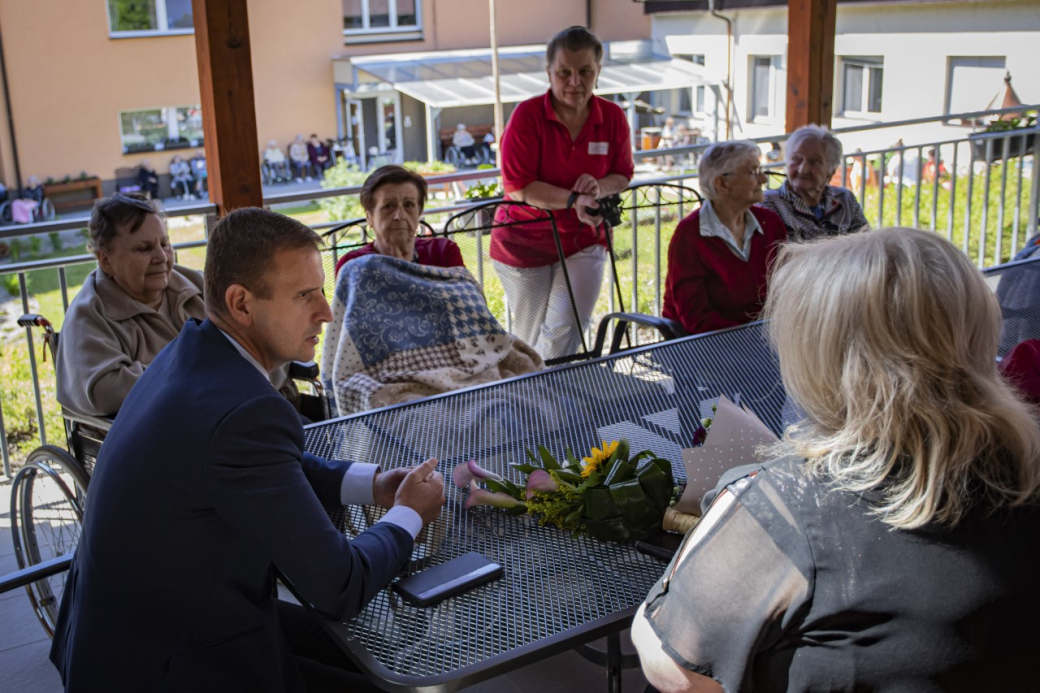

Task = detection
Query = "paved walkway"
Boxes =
[0,480,650,692]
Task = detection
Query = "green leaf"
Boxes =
[584,516,639,542]
[636,463,674,510]
[555,470,583,485]
[485,477,523,500]
[526,448,541,466]
[610,439,630,465]
[604,459,635,486]
[565,448,582,469]
[538,445,561,470]
[585,488,622,521]
[510,463,539,475]
[609,478,663,529]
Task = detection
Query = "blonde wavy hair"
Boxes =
[764,228,1040,529]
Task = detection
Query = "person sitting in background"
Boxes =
[262,139,290,183]
[760,124,869,242]
[169,155,194,199]
[452,124,476,163]
[923,147,949,188]
[12,174,44,223]
[19,174,44,204]
[307,134,332,177]
[289,134,311,182]
[661,140,787,336]
[56,193,205,417]
[189,149,207,196]
[334,165,464,276]
[635,227,1040,692]
[136,160,160,200]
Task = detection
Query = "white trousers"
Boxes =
[493,245,607,361]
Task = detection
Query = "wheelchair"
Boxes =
[9,314,108,637]
[6,314,331,637]
[444,143,491,169]
[0,196,56,225]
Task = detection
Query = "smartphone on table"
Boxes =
[392,552,503,607]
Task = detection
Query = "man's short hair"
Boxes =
[205,207,322,318]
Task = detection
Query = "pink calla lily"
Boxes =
[464,479,525,511]
[525,469,558,499]
[453,458,503,488]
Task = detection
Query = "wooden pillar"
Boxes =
[785,0,837,132]
[192,0,263,214]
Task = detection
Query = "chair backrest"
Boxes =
[442,200,589,365]
[114,167,141,194]
[598,183,703,341]
[319,218,438,300]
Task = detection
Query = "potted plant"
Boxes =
[970,110,1037,162]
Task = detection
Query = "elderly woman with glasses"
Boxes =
[661,141,787,336]
[761,124,869,241]
[56,193,206,417]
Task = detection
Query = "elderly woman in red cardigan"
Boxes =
[662,141,787,335]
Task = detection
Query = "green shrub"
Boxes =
[403,160,456,175]
[317,159,367,222]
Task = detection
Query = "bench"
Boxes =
[43,177,103,213]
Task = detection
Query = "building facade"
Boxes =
[0,0,650,194]
[647,0,1040,151]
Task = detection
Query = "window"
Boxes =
[696,85,706,113]
[120,106,203,155]
[107,0,193,36]
[946,56,1006,117]
[749,56,779,122]
[674,54,706,66]
[841,57,883,116]
[343,0,422,43]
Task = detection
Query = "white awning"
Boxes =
[343,44,710,109]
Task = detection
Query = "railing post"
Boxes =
[1028,129,1040,237]
[19,273,46,447]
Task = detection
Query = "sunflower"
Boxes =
[581,440,619,478]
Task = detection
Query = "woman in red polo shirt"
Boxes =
[493,26,635,361]
[662,140,787,335]
[334,165,464,276]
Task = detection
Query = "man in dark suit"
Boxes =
[50,207,445,692]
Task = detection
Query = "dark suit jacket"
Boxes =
[50,318,413,692]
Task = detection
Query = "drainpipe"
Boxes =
[0,20,22,189]
[708,0,733,140]
[586,0,592,29]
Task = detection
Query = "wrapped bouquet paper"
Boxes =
[674,395,779,515]
[455,438,679,542]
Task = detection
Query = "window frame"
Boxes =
[840,56,884,118]
[107,0,195,38]
[119,105,204,156]
[343,0,423,44]
[748,55,780,124]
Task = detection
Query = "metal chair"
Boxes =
[441,199,599,366]
[590,182,703,357]
[8,314,107,637]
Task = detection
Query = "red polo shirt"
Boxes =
[662,206,787,336]
[334,237,465,276]
[491,91,635,268]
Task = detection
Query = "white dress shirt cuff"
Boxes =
[339,462,379,506]
[377,506,424,539]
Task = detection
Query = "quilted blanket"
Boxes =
[321,254,543,415]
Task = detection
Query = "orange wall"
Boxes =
[0,0,650,187]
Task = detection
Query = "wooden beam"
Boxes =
[192,0,263,214]
[786,0,837,132]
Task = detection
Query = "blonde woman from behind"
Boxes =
[634,227,1040,693]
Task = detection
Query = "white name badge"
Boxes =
[588,141,609,155]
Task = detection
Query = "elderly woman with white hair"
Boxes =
[634,228,1040,692]
[661,140,787,336]
[761,124,869,241]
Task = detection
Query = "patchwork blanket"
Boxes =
[321,254,543,415]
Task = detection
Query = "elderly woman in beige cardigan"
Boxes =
[56,194,206,417]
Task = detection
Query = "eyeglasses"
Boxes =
[723,166,764,178]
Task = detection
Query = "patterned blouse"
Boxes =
[760,180,869,242]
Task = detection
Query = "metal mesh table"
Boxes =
[303,256,1040,692]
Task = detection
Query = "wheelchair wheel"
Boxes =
[0,201,12,225]
[10,445,89,637]
[445,146,464,168]
[38,198,56,222]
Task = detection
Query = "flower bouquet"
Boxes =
[455,438,679,542]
